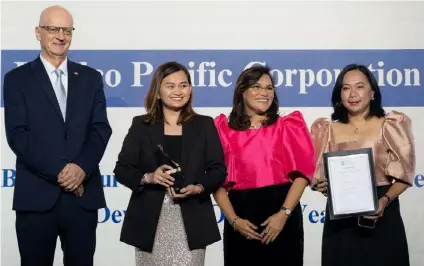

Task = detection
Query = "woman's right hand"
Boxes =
[313,178,328,196]
[233,217,262,241]
[145,165,176,187]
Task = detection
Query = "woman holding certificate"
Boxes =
[114,61,227,266]
[311,63,415,266]
[213,65,316,266]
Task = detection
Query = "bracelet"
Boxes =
[231,216,239,229]
[382,194,391,206]
[141,173,150,185]
[195,184,204,194]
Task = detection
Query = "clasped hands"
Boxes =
[57,163,86,197]
[233,210,288,245]
[143,164,204,199]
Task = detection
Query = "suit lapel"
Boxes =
[148,120,165,158]
[31,57,64,123]
[66,61,80,122]
[181,116,200,171]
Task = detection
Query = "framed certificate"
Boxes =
[323,148,378,220]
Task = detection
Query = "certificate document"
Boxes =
[323,148,378,220]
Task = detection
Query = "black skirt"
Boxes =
[322,185,410,266]
[223,183,304,266]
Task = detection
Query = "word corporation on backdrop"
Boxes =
[1,49,423,107]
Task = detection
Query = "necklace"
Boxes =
[250,117,265,129]
[250,124,261,129]
[351,120,368,134]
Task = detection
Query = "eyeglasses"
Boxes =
[39,26,74,35]
[250,84,275,94]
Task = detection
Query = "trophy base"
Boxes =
[173,187,183,194]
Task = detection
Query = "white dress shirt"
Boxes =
[39,54,68,96]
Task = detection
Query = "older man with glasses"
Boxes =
[3,5,112,266]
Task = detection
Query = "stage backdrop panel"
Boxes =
[1,2,423,266]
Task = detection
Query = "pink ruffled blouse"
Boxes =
[310,110,416,187]
[214,111,315,191]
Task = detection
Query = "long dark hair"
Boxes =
[228,65,279,130]
[331,63,385,123]
[144,61,196,125]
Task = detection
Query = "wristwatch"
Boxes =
[140,173,149,185]
[280,206,292,216]
[138,173,150,192]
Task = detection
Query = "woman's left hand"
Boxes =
[363,196,389,220]
[167,185,203,199]
[260,211,288,245]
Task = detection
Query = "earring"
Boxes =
[371,97,374,100]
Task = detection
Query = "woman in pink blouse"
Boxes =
[311,64,415,266]
[213,65,315,266]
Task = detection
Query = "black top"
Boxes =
[163,135,182,165]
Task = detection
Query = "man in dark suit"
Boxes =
[3,5,112,266]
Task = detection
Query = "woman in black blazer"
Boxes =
[114,61,227,266]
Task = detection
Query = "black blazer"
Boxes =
[114,114,227,252]
[3,56,112,211]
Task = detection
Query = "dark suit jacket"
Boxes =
[3,56,112,212]
[114,114,227,252]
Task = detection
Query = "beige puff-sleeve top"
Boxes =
[310,110,416,187]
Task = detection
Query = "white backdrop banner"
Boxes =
[1,2,423,266]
